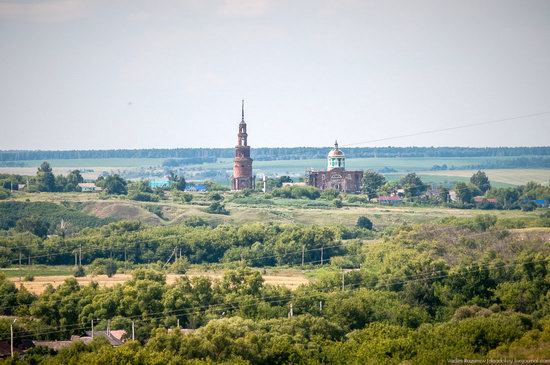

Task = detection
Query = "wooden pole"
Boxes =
[10,321,14,358]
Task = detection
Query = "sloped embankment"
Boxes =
[80,201,163,225]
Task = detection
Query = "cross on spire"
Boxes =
[241,99,245,123]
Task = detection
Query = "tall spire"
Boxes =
[241,99,245,123]
[334,140,339,150]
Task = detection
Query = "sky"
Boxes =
[0,0,549,150]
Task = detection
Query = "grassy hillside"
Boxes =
[0,201,114,232]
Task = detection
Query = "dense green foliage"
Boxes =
[361,170,385,199]
[0,221,349,267]
[1,220,549,364]
[0,201,113,234]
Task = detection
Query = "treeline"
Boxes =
[1,146,549,162]
[0,201,113,234]
[452,156,550,170]
[0,220,352,267]
[162,157,217,167]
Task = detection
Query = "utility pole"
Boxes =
[107,319,111,337]
[289,303,293,317]
[74,251,78,268]
[91,319,94,339]
[19,252,22,282]
[319,301,323,313]
[124,246,127,270]
[301,245,305,267]
[320,247,324,265]
[131,321,135,341]
[341,270,345,291]
[79,243,82,267]
[177,318,180,328]
[10,319,16,358]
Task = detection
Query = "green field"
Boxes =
[0,265,73,278]
[2,156,548,186]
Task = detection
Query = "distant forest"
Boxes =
[1,146,549,161]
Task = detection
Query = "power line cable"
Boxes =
[341,110,550,147]
[2,256,546,341]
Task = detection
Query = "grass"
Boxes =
[7,190,545,229]
[0,265,73,278]
[422,169,550,186]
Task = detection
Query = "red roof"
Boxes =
[379,196,403,201]
[474,196,497,204]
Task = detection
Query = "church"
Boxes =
[231,100,255,191]
[306,141,363,193]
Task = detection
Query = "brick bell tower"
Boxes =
[231,100,255,191]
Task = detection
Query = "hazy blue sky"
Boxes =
[0,0,549,150]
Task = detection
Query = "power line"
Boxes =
[0,245,348,312]
[341,110,550,147]
[2,256,546,341]
[0,225,500,306]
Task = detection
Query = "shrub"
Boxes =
[23,274,34,282]
[145,205,164,219]
[272,185,321,200]
[321,189,340,200]
[206,202,229,215]
[333,199,343,208]
[182,193,193,203]
[0,188,10,200]
[73,265,86,277]
[129,192,159,202]
[89,258,118,277]
[169,257,190,274]
[207,192,224,201]
[357,216,373,230]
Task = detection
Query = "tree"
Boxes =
[470,171,491,194]
[276,176,293,187]
[101,175,127,195]
[168,171,186,191]
[67,170,84,188]
[439,187,450,203]
[36,161,56,192]
[362,170,386,200]
[15,216,50,238]
[400,173,427,198]
[356,216,373,230]
[455,182,475,204]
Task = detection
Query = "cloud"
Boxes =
[217,0,275,17]
[0,0,94,23]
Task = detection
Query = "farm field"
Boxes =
[422,168,550,186]
[2,156,548,186]
[4,267,309,294]
[204,156,542,175]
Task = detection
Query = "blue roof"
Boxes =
[150,179,171,188]
[185,184,207,192]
